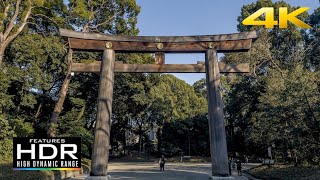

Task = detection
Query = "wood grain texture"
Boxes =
[60,28,259,42]
[90,50,115,176]
[155,52,165,64]
[205,49,229,176]
[68,38,252,53]
[71,62,249,73]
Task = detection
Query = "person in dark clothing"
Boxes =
[159,155,165,171]
[236,160,242,176]
[228,158,232,175]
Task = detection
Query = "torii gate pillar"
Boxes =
[206,49,231,179]
[88,50,115,179]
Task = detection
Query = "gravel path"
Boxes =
[71,162,260,180]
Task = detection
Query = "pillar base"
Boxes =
[85,175,111,180]
[208,176,234,180]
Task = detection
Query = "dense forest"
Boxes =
[0,0,319,166]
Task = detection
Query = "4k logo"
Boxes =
[242,7,311,29]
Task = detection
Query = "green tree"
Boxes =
[49,0,141,136]
[250,62,319,164]
[0,0,65,65]
[193,78,206,98]
[306,7,320,71]
[237,0,309,64]
[222,0,317,161]
[0,114,15,159]
[149,74,207,154]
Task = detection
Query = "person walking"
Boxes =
[244,155,248,164]
[159,155,166,171]
[228,158,232,175]
[231,158,236,170]
[236,160,242,176]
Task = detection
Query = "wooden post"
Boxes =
[205,49,229,177]
[90,49,115,177]
[155,52,165,64]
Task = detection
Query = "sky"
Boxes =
[135,0,319,85]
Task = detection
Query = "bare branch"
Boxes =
[31,13,59,26]
[4,0,31,48]
[82,6,95,32]
[2,4,10,20]
[32,5,54,11]
[3,0,21,40]
[0,4,10,42]
[89,14,116,30]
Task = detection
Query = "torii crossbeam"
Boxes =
[59,28,258,180]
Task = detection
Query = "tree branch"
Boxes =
[0,4,10,42]
[89,14,116,30]
[32,5,54,12]
[82,5,95,32]
[3,0,21,40]
[4,0,31,48]
[31,13,59,27]
[2,4,10,20]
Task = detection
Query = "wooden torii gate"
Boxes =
[59,28,258,180]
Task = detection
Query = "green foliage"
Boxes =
[250,63,320,163]
[12,117,35,137]
[0,66,14,112]
[237,0,308,62]
[68,0,140,34]
[162,114,210,157]
[0,158,54,180]
[58,108,94,157]
[222,1,320,165]
[0,0,318,169]
[0,115,34,159]
[306,7,320,70]
[0,115,15,160]
[150,74,207,123]
[250,165,320,180]
[192,78,206,98]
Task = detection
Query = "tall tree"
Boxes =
[0,0,65,65]
[48,0,141,136]
[149,74,207,153]
[249,62,319,163]
[237,0,309,64]
[306,7,320,71]
[222,0,314,160]
[8,34,66,119]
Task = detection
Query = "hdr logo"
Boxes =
[13,137,81,170]
[242,7,311,29]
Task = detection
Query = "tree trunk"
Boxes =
[123,130,126,157]
[157,126,162,155]
[47,49,73,137]
[138,125,142,156]
[34,95,46,121]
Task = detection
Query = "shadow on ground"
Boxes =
[109,169,210,180]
